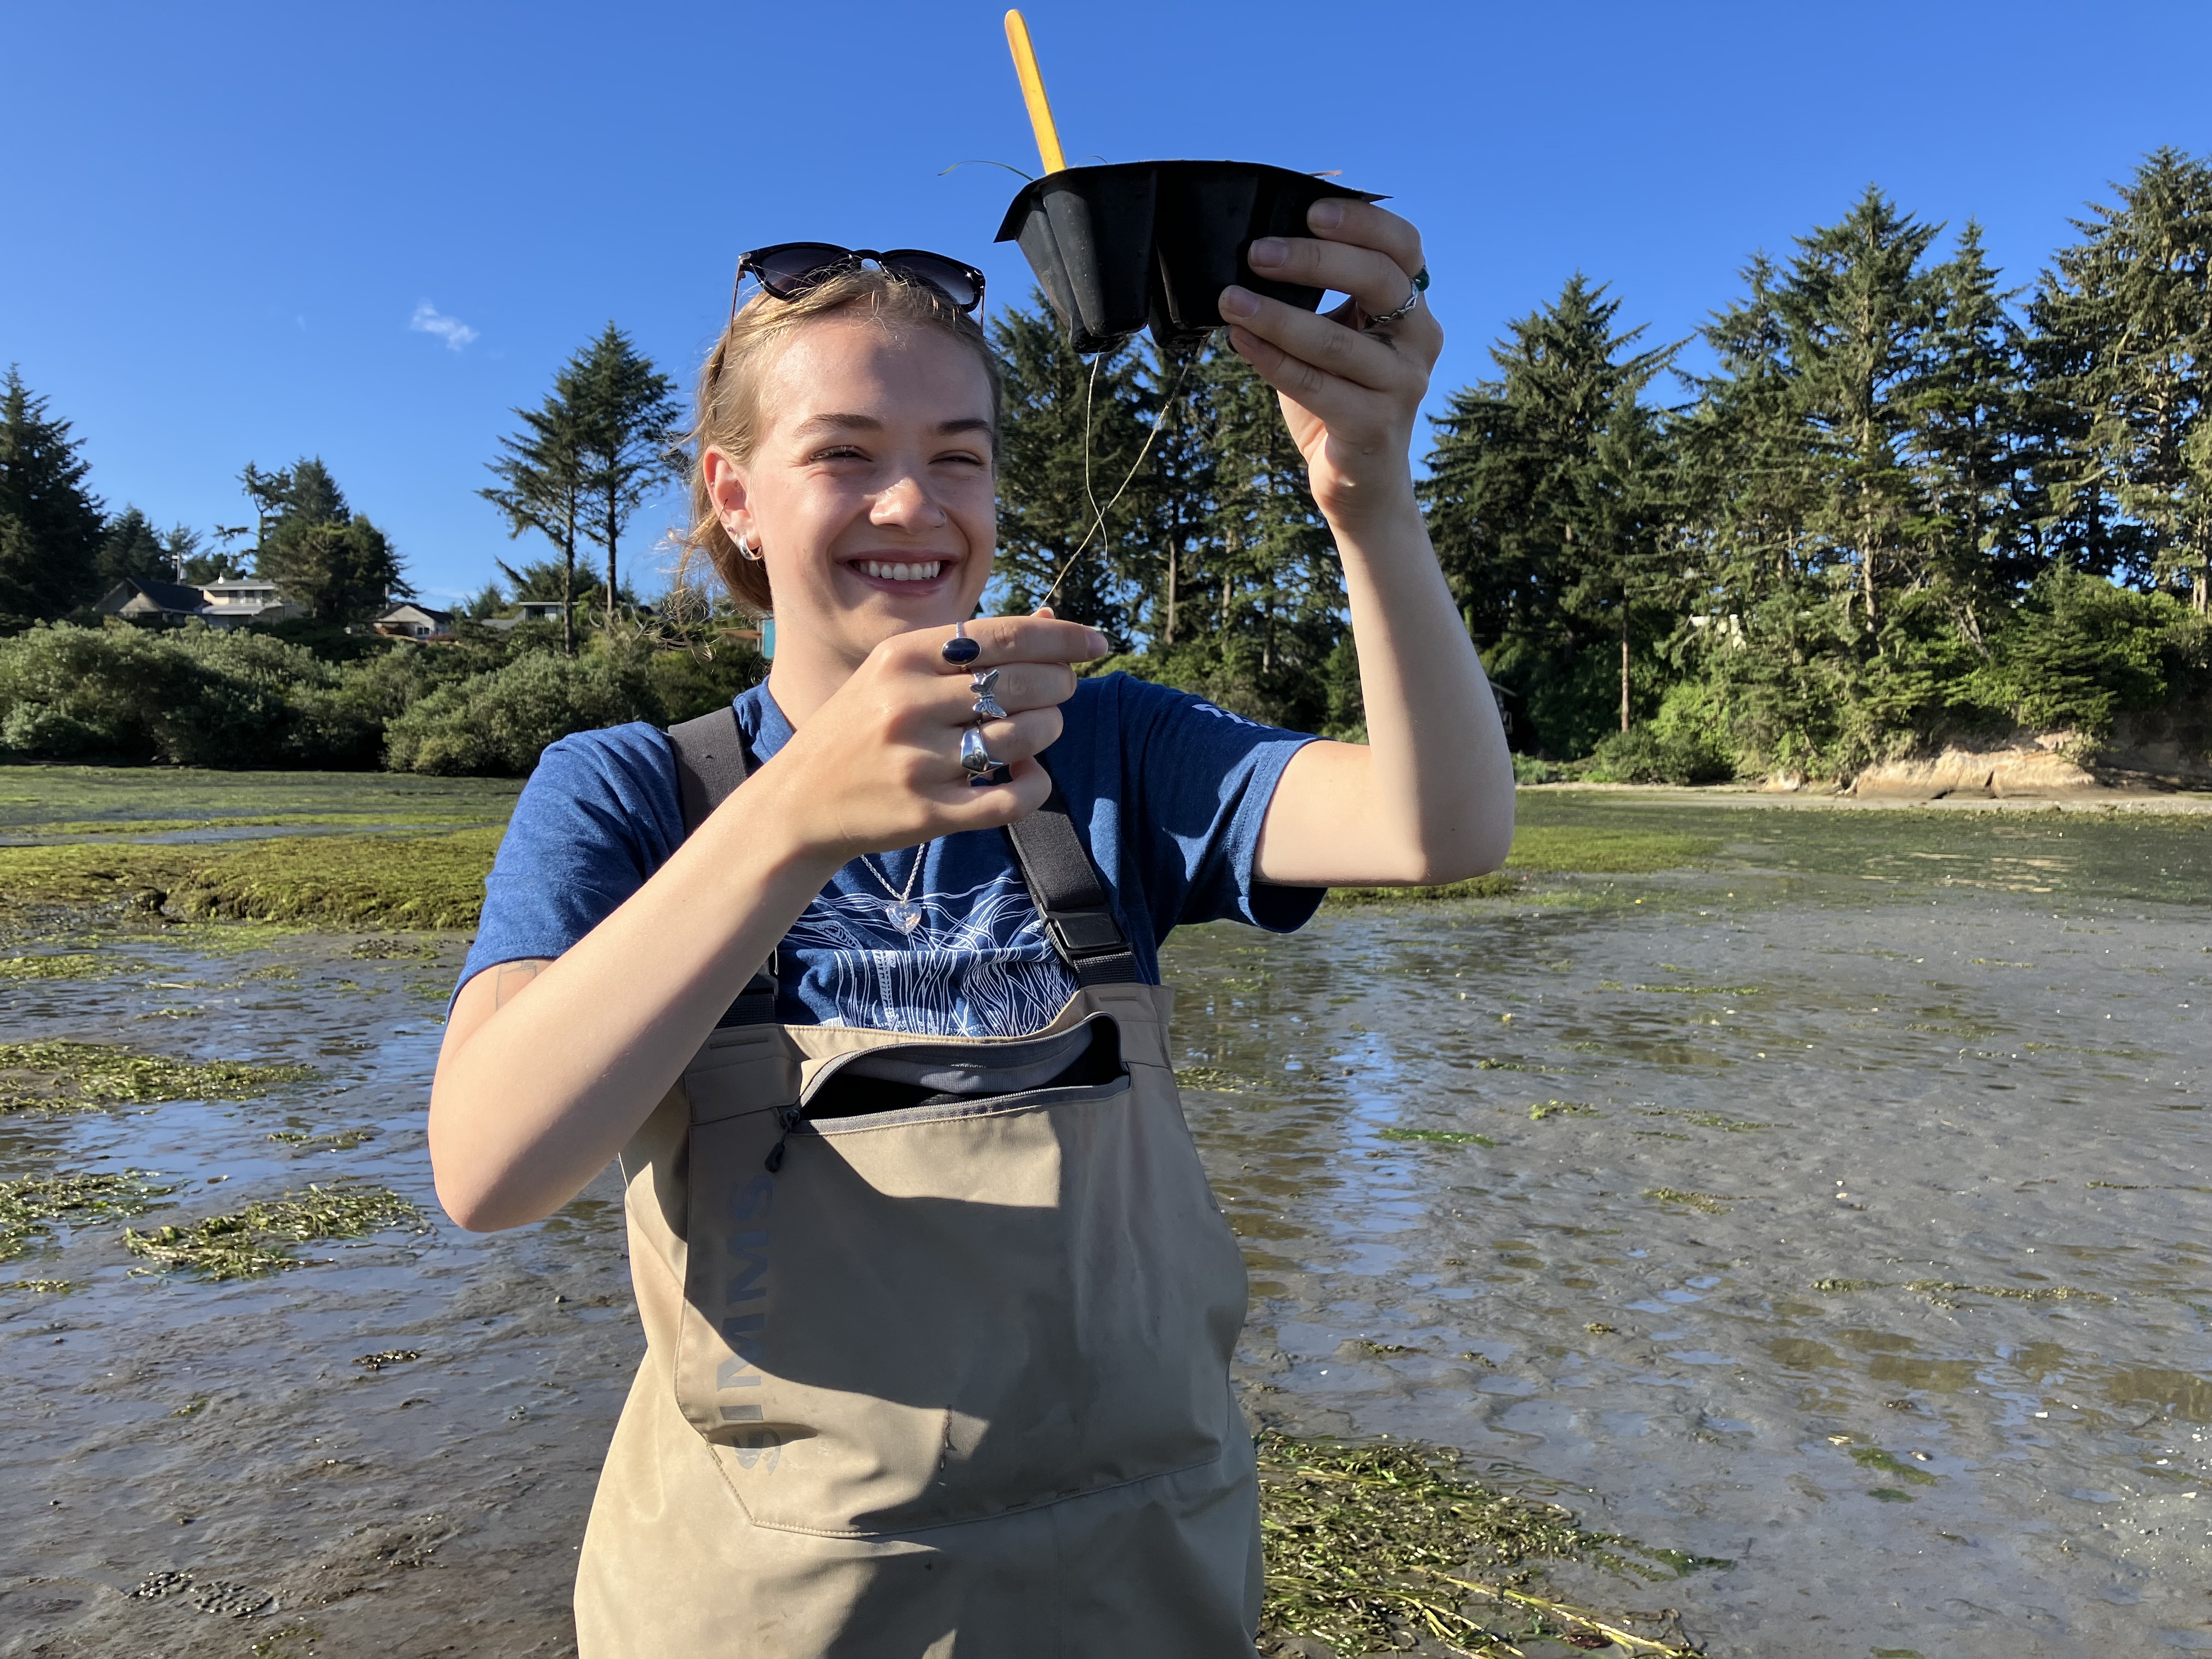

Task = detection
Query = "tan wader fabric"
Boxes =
[573,980,1260,1657]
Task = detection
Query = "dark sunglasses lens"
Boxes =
[885,256,981,310]
[752,244,850,295]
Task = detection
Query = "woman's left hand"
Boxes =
[1221,200,1440,530]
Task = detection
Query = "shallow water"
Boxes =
[2,794,2207,1656]
[1182,805,2211,1657]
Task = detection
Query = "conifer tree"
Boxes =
[990,299,1152,635]
[1675,254,1819,599]
[1128,343,1218,649]
[1905,222,2034,632]
[0,366,106,624]
[483,388,589,654]
[250,457,408,622]
[1425,276,1675,753]
[572,324,681,630]
[2034,149,2212,611]
[98,507,172,586]
[1774,187,1939,627]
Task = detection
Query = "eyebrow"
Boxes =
[794,413,994,439]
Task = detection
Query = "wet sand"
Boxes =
[3,794,2207,1656]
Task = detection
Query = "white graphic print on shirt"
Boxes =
[781,871,1081,1037]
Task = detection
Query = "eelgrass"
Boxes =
[1256,1431,1716,1656]
[1,1169,174,1262]
[0,1041,316,1113]
[124,1184,421,1279]
[0,826,501,930]
[1640,1187,1735,1215]
[1327,825,1722,906]
[0,952,138,979]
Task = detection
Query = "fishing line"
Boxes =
[1041,349,1198,611]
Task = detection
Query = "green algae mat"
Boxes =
[1255,1432,1714,1655]
[11,767,2203,934]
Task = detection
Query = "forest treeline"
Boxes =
[2,149,2207,780]
[997,148,2212,781]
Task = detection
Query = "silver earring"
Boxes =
[737,533,764,562]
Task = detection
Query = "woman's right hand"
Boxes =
[431,610,1105,1233]
[750,612,1108,866]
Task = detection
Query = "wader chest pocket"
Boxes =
[797,1016,1127,1127]
[673,1012,1244,1536]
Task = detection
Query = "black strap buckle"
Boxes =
[1047,909,1126,959]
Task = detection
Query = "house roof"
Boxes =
[99,577,208,614]
[374,601,455,625]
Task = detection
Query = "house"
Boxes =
[372,601,456,640]
[481,599,572,632]
[96,577,210,624]
[198,579,297,628]
[94,576,299,628]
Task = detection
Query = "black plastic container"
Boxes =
[995,161,1382,354]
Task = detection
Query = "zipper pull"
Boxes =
[763,1104,805,1174]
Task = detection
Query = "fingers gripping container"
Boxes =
[995,161,1383,354]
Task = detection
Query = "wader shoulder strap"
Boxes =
[668,705,751,837]
[1004,780,1142,987]
[665,705,779,1026]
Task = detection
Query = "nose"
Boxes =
[869,472,949,532]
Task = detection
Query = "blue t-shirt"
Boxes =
[460,672,1324,1037]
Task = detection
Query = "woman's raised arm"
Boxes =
[1229,199,1517,888]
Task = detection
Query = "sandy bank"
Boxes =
[1520,779,2212,814]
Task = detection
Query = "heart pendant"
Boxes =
[885,900,923,933]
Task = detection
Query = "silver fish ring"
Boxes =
[960,724,1010,786]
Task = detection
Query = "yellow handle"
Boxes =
[1003,10,1067,177]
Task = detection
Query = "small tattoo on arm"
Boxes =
[493,960,547,1008]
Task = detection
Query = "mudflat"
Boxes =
[2,771,2206,1657]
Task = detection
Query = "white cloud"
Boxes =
[409,302,478,352]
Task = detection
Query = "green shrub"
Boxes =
[1510,753,1578,785]
[646,641,767,724]
[0,621,364,767]
[1966,567,2206,740]
[1582,723,1734,785]
[383,648,659,775]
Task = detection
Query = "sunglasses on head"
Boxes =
[732,243,988,323]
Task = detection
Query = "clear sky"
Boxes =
[6,0,2208,607]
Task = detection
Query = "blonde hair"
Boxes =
[679,267,1003,616]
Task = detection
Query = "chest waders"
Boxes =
[573,709,1261,1658]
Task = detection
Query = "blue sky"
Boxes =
[7,0,2208,607]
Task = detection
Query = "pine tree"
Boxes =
[2035,149,2212,611]
[1199,347,1342,713]
[1127,343,1218,649]
[1774,187,1940,627]
[0,366,107,624]
[250,457,409,622]
[99,506,172,585]
[1424,276,1675,754]
[1905,221,2034,636]
[1675,254,1820,601]
[572,324,682,629]
[990,299,1153,635]
[483,388,590,654]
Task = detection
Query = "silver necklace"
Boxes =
[857,843,928,933]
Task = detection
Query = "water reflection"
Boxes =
[1166,805,2209,1656]
[2,798,2207,1655]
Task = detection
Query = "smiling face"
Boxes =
[704,314,997,674]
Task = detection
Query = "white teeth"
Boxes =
[858,560,943,582]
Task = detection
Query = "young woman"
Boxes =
[430,201,1513,1657]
